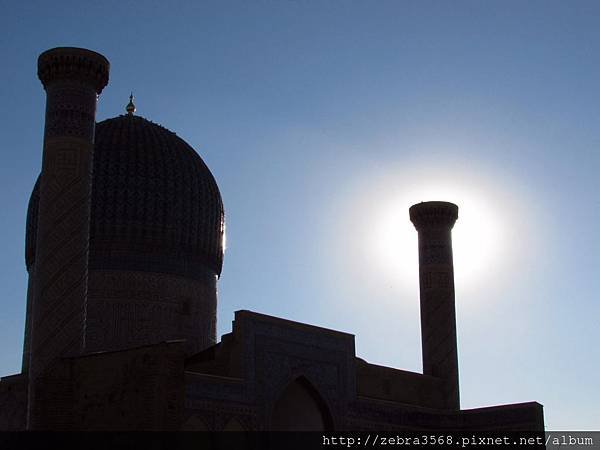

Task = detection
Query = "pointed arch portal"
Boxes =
[271,376,333,431]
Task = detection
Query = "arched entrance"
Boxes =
[271,376,333,431]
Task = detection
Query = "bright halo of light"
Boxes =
[365,180,507,295]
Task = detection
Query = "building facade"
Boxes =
[0,47,543,432]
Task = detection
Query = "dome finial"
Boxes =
[126,92,136,115]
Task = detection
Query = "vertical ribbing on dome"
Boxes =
[27,114,224,280]
[25,112,223,358]
[92,115,224,275]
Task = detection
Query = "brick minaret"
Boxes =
[409,201,460,410]
[27,47,109,428]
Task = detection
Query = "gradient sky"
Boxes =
[1,1,599,430]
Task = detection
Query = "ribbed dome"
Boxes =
[26,115,224,278]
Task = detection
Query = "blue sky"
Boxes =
[1,1,599,429]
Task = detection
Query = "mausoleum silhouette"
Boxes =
[0,47,544,432]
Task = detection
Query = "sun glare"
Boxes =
[366,181,508,296]
[328,160,533,310]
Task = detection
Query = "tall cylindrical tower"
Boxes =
[27,47,109,428]
[409,201,460,410]
[24,56,225,365]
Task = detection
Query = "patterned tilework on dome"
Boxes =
[26,114,225,279]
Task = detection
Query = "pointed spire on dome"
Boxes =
[126,93,136,115]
